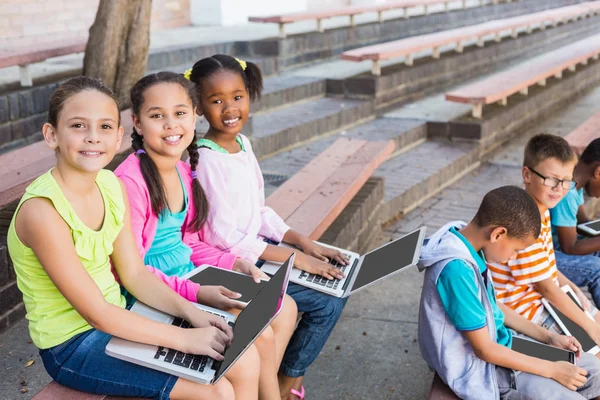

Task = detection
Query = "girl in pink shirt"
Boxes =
[115,71,297,400]
[189,55,350,400]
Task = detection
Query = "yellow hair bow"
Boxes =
[235,57,247,71]
[183,68,192,80]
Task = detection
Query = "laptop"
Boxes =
[577,219,600,236]
[259,227,426,298]
[541,285,600,355]
[105,254,295,384]
[512,336,575,364]
[183,265,268,304]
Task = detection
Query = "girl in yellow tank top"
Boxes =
[7,76,259,400]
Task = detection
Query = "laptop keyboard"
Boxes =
[297,253,352,290]
[154,312,234,373]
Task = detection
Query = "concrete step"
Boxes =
[249,97,375,159]
[376,139,481,223]
[259,116,428,196]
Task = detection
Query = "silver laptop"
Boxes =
[260,227,426,298]
[578,219,600,236]
[105,254,294,384]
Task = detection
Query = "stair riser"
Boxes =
[251,101,375,159]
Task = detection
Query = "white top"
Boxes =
[196,134,291,263]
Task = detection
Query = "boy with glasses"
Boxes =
[489,134,600,347]
[551,138,600,310]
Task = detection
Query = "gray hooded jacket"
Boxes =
[418,221,500,400]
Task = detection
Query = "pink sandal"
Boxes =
[290,385,305,399]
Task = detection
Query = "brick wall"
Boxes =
[0,0,190,48]
[0,202,25,333]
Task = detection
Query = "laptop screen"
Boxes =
[549,303,597,353]
[215,255,293,379]
[584,220,600,232]
[350,228,423,292]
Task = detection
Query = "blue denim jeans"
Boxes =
[257,239,348,377]
[554,239,600,308]
[39,328,177,399]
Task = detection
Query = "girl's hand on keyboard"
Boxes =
[295,253,345,280]
[233,258,270,283]
[300,239,350,266]
[184,308,234,345]
[197,285,246,311]
[181,327,230,360]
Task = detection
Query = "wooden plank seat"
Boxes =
[0,109,133,209]
[0,39,86,87]
[444,32,600,118]
[428,373,460,400]
[32,381,140,400]
[249,0,510,39]
[266,137,395,239]
[565,111,600,155]
[340,2,600,75]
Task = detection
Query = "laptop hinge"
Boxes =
[341,258,360,294]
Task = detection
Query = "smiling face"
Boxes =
[523,157,576,209]
[198,70,250,137]
[43,89,123,173]
[133,82,196,160]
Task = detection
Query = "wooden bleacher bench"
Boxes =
[249,0,508,39]
[444,32,600,118]
[428,373,460,400]
[565,111,600,155]
[340,2,600,75]
[32,381,138,400]
[0,109,133,209]
[0,39,86,87]
[266,137,395,239]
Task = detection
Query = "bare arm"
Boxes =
[499,302,551,343]
[556,225,600,255]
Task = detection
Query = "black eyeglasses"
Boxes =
[528,167,576,190]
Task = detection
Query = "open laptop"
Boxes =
[577,219,600,236]
[541,285,600,355]
[105,254,294,384]
[512,336,575,364]
[260,227,426,298]
[183,265,268,304]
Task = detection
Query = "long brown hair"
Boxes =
[129,72,209,231]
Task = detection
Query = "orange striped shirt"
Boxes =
[488,209,559,322]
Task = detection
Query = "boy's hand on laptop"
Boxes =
[549,361,588,391]
[547,333,582,358]
[299,239,349,266]
[197,285,246,311]
[234,258,270,283]
[295,253,345,280]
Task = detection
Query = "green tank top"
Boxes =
[7,169,126,349]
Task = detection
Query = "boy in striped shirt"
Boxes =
[489,134,600,346]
